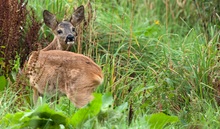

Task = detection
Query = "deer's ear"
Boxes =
[43,10,58,30]
[70,5,85,26]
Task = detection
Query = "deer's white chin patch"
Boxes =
[67,41,75,45]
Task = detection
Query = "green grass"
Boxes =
[0,0,220,128]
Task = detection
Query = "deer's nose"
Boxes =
[65,34,75,44]
[67,35,74,41]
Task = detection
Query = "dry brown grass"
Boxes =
[0,0,41,76]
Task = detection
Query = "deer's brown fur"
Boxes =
[27,50,103,107]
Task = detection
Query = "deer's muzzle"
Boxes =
[65,34,75,44]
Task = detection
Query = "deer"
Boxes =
[24,5,103,108]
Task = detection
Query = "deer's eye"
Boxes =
[57,30,63,34]
[72,28,76,32]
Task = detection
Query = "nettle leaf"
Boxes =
[145,112,179,129]
[0,104,68,128]
[26,104,67,128]
[70,93,102,127]
[101,93,128,113]
[98,94,128,122]
[101,92,114,111]
[0,111,29,128]
[0,75,7,91]
[115,102,128,112]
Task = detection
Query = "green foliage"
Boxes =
[0,104,67,129]
[101,92,114,111]
[0,45,6,73]
[70,93,102,127]
[0,93,180,128]
[0,112,26,128]
[98,92,128,125]
[0,76,7,91]
[145,112,179,129]
[1,94,102,128]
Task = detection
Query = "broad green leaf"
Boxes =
[27,104,67,128]
[30,104,57,117]
[98,94,127,122]
[101,92,113,111]
[18,104,66,128]
[26,118,64,129]
[115,102,128,112]
[70,93,102,127]
[145,112,179,129]
[0,112,28,129]
[0,75,7,91]
[0,104,67,129]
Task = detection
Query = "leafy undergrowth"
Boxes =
[0,93,179,128]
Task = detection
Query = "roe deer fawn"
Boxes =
[25,5,103,108]
[42,5,84,51]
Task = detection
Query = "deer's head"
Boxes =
[43,5,84,49]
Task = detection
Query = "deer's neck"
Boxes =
[42,37,72,51]
[42,37,63,51]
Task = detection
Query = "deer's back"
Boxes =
[27,50,103,95]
